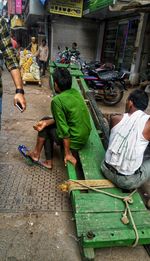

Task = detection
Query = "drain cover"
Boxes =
[0,163,70,213]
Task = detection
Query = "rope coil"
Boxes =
[59,179,138,247]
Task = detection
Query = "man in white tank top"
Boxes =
[101,89,150,190]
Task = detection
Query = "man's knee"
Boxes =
[40,116,53,121]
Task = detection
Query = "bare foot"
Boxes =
[27,151,39,162]
[41,160,53,169]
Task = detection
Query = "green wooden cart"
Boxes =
[49,62,150,260]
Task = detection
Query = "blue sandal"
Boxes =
[18,145,51,171]
[18,145,37,166]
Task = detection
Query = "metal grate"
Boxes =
[0,163,71,213]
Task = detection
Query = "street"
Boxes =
[0,68,149,261]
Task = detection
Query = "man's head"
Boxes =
[125,89,149,112]
[17,40,21,48]
[53,68,72,93]
[72,42,77,50]
[31,37,36,43]
[42,39,46,46]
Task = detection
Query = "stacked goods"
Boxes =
[20,50,40,82]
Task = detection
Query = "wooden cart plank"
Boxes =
[74,192,146,213]
[76,212,150,234]
[75,212,150,247]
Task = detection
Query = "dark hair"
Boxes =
[53,67,72,91]
[128,89,149,111]
[72,42,77,47]
[42,39,46,44]
[17,40,22,45]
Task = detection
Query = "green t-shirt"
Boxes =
[51,88,91,150]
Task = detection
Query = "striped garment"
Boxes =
[0,17,19,96]
[0,17,18,71]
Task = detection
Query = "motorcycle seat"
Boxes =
[98,71,118,81]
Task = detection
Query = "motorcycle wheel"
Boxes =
[103,82,124,106]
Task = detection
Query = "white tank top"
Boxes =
[105,112,149,175]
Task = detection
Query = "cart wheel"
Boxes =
[39,81,42,87]
[23,81,26,85]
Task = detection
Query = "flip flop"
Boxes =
[18,145,52,172]
[18,145,36,166]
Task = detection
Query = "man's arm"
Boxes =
[143,119,150,141]
[11,69,26,111]
[63,138,77,166]
[103,113,123,129]
[111,114,123,129]
[33,118,55,132]
[51,99,77,166]
[0,18,26,111]
[45,46,49,61]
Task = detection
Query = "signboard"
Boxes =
[49,0,83,18]
[8,0,16,15]
[0,2,3,16]
[84,0,113,13]
[16,0,22,14]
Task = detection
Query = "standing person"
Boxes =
[20,68,91,169]
[27,37,38,56]
[70,42,80,57]
[37,39,49,76]
[101,89,150,190]
[0,51,3,70]
[0,66,2,127]
[16,40,23,62]
[10,31,18,49]
[0,17,26,126]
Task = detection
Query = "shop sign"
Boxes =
[49,0,83,18]
[8,0,16,15]
[83,0,113,14]
[16,0,22,14]
[0,2,3,16]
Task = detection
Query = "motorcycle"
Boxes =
[55,46,70,64]
[55,46,84,68]
[83,62,128,105]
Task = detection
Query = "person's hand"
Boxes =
[64,153,77,166]
[14,93,26,112]
[33,120,47,132]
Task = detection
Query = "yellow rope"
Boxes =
[61,179,139,247]
[59,179,115,193]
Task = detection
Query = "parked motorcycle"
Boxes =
[55,46,70,64]
[83,62,128,105]
[55,46,84,68]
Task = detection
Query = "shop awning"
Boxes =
[109,0,150,12]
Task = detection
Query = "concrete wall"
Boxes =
[29,0,44,15]
[50,16,99,62]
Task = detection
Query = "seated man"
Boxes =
[101,89,150,190]
[27,67,91,169]
[70,42,80,57]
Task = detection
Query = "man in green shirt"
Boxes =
[27,67,91,169]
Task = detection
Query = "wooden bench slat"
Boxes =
[74,192,146,213]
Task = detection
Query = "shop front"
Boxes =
[102,17,139,71]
